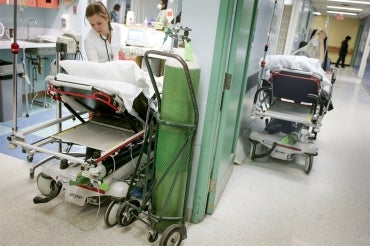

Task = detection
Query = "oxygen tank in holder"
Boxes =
[152,50,200,233]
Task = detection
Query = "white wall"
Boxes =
[181,0,220,211]
[284,0,303,54]
[248,0,284,75]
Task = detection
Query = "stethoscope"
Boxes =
[100,33,113,61]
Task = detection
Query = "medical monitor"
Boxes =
[126,28,147,47]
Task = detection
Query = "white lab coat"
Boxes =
[84,23,125,62]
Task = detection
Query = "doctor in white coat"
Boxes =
[84,1,125,62]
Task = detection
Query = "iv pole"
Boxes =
[11,0,20,133]
[257,0,278,89]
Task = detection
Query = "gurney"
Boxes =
[249,55,335,174]
[8,59,159,206]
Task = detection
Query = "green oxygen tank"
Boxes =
[152,50,200,233]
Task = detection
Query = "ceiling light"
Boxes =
[327,0,370,4]
[313,11,322,15]
[327,10,358,15]
[327,5,363,11]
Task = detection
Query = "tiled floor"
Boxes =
[185,66,370,245]
[0,66,369,245]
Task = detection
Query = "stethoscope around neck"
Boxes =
[100,33,112,61]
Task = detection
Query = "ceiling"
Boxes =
[310,0,370,19]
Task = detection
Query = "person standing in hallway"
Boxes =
[110,4,121,23]
[336,35,351,68]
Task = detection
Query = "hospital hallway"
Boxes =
[0,66,369,246]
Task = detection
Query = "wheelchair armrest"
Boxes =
[307,93,319,102]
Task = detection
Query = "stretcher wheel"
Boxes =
[116,199,140,226]
[148,230,158,243]
[250,142,257,161]
[104,200,121,227]
[250,141,271,161]
[159,224,186,246]
[304,155,313,174]
[27,155,33,162]
[36,172,56,196]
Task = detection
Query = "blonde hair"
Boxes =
[85,1,112,30]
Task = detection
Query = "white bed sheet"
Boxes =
[53,73,142,112]
[262,55,332,91]
[51,60,160,113]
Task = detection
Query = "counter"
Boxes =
[0,39,57,109]
[0,39,56,50]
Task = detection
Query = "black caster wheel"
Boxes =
[36,172,56,196]
[27,155,33,162]
[159,224,186,246]
[250,142,257,161]
[304,155,313,174]
[116,199,140,226]
[148,230,158,243]
[104,200,121,227]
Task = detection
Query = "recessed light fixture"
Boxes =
[327,5,363,11]
[313,11,322,15]
[327,0,370,4]
[327,10,358,15]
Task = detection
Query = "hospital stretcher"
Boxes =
[7,59,157,206]
[249,65,335,174]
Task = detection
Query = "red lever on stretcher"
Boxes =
[11,43,20,54]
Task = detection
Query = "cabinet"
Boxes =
[0,0,37,7]
[0,0,58,8]
[36,0,58,9]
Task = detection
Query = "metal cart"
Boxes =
[104,50,199,245]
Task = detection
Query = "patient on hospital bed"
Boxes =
[256,54,335,144]
[250,52,335,173]
[262,54,333,110]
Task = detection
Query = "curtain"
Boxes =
[131,0,183,25]
[131,0,157,24]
